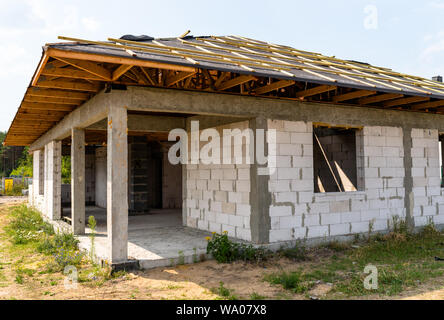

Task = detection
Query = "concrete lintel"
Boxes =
[249,117,271,244]
[71,128,85,235]
[86,114,186,132]
[107,104,128,263]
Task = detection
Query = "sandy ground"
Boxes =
[1,199,444,300]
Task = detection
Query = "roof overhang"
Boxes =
[5,34,444,147]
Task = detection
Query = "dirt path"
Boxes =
[1,199,444,300]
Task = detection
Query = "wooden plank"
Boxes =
[217,75,257,91]
[24,96,83,105]
[21,102,76,111]
[411,100,444,110]
[383,96,430,108]
[112,65,133,81]
[16,114,65,121]
[35,79,101,92]
[166,71,196,87]
[295,85,336,98]
[332,90,377,103]
[53,57,112,80]
[255,80,295,95]
[358,93,403,105]
[41,66,105,81]
[46,48,197,73]
[26,88,89,100]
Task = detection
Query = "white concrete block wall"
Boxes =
[185,121,252,241]
[268,120,407,243]
[411,129,444,226]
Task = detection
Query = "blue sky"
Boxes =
[1,0,444,131]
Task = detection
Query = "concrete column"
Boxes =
[71,128,85,235]
[32,150,42,199]
[402,126,415,231]
[107,105,128,263]
[249,117,271,244]
[44,141,62,220]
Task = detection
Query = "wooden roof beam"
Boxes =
[383,96,430,108]
[358,93,404,105]
[166,71,197,87]
[112,65,133,81]
[41,66,105,81]
[332,90,377,103]
[46,48,197,73]
[295,85,336,99]
[24,96,83,105]
[411,100,444,111]
[53,57,112,81]
[217,75,257,91]
[255,80,295,95]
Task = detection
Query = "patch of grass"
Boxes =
[5,205,54,245]
[211,281,238,300]
[279,243,308,261]
[264,271,313,294]
[250,292,266,300]
[15,274,24,284]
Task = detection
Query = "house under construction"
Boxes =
[4,33,444,268]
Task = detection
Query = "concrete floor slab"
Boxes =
[64,207,211,269]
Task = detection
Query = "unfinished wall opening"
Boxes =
[313,125,362,193]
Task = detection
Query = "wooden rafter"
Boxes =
[31,53,49,86]
[217,75,256,91]
[46,48,197,73]
[383,96,430,108]
[140,67,156,85]
[332,90,377,102]
[112,65,133,81]
[53,57,111,81]
[41,67,105,81]
[166,71,197,87]
[255,80,295,95]
[358,93,403,105]
[295,85,336,98]
[411,100,444,111]
[35,79,100,92]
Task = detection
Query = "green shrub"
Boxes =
[37,232,79,255]
[206,232,270,263]
[280,243,308,261]
[53,247,83,269]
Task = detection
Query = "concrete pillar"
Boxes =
[402,126,415,231]
[32,150,43,199]
[107,105,128,263]
[44,141,62,220]
[249,117,271,244]
[71,128,85,235]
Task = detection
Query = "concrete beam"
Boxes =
[124,86,444,130]
[86,114,186,132]
[71,128,85,235]
[107,104,128,263]
[44,141,62,220]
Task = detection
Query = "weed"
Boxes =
[15,274,23,284]
[206,232,270,263]
[265,272,312,294]
[250,292,266,300]
[211,282,238,300]
[178,250,185,265]
[88,215,97,264]
[280,242,308,261]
